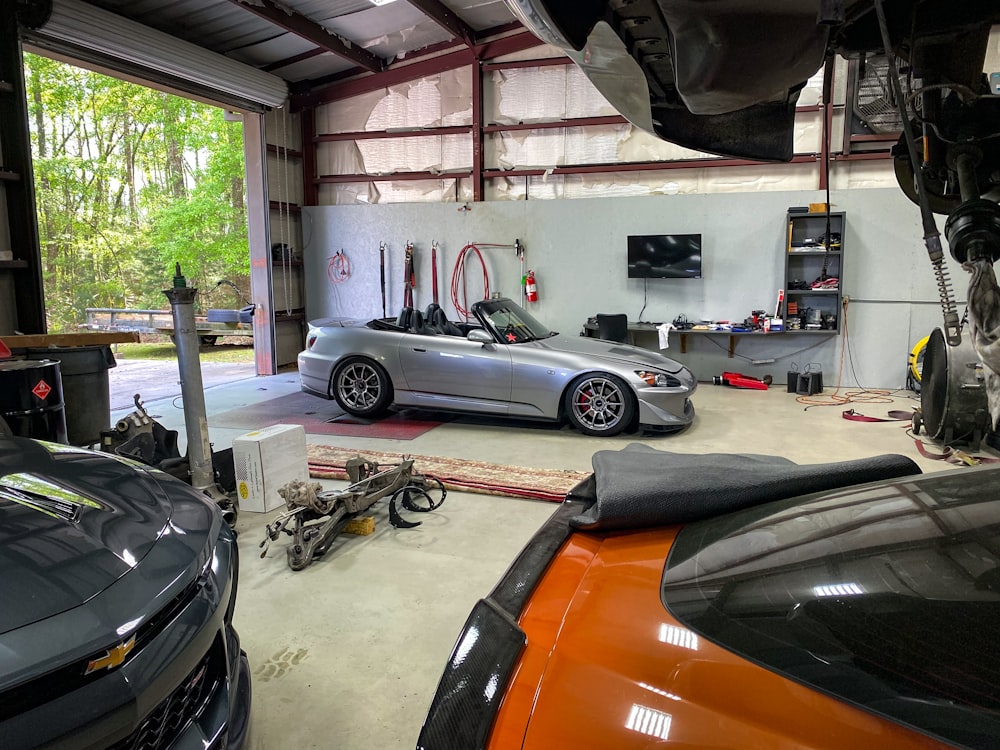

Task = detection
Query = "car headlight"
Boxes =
[636,370,680,387]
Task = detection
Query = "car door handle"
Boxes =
[412,348,426,352]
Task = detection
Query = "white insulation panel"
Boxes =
[312,51,899,204]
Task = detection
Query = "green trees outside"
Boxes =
[23,53,250,331]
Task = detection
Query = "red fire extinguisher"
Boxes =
[525,270,538,303]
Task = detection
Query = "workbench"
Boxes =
[581,321,836,357]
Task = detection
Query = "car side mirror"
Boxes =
[467,329,493,344]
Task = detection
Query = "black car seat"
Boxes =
[396,307,414,331]
[425,303,463,336]
[408,309,434,335]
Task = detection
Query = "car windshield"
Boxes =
[476,299,553,343]
[661,470,1000,749]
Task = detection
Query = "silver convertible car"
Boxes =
[299,298,696,437]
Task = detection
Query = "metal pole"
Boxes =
[163,265,216,494]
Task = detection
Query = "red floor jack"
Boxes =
[712,371,773,390]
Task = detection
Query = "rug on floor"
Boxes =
[211,392,443,440]
[307,444,590,502]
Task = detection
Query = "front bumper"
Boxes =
[635,378,697,430]
[0,518,250,750]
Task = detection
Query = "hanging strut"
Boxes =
[403,241,415,308]
[379,241,387,318]
[431,241,439,305]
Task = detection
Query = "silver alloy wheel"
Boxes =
[337,361,383,412]
[570,375,628,433]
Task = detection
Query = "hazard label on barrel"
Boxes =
[32,380,52,400]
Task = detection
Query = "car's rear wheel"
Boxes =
[564,373,635,436]
[332,357,393,417]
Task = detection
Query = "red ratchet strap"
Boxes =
[913,439,1000,467]
[842,409,913,423]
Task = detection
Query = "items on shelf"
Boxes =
[784,209,845,333]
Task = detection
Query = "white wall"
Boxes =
[303,188,968,388]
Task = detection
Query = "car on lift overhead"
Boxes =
[298,298,696,437]
[0,434,251,750]
[418,446,1000,749]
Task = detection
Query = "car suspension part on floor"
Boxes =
[260,456,446,571]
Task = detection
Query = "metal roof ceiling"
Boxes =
[82,0,524,89]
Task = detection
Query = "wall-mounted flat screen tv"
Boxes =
[627,234,702,279]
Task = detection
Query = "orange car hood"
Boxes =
[500,528,948,750]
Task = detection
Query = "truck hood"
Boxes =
[538,333,686,373]
[0,437,173,634]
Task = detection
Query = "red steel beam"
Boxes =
[406,0,476,47]
[472,58,484,201]
[316,171,472,184]
[482,57,571,72]
[850,133,900,142]
[227,0,385,72]
[295,30,542,108]
[482,154,819,178]
[832,152,892,161]
[483,115,628,133]
[315,125,471,142]
[312,155,820,185]
[296,21,526,93]
[300,107,317,206]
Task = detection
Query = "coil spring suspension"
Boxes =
[930,253,963,345]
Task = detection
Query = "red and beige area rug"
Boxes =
[306,444,589,503]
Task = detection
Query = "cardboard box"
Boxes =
[232,424,309,513]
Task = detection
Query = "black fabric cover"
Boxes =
[568,443,921,531]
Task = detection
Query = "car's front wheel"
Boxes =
[564,373,635,436]
[332,357,393,417]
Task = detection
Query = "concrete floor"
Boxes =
[112,373,963,749]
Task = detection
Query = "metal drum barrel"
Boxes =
[0,359,68,443]
[920,328,989,446]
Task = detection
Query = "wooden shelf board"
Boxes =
[2,332,140,348]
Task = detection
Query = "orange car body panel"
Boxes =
[488,527,952,749]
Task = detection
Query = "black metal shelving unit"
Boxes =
[783,210,845,333]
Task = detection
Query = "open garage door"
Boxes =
[18,0,293,375]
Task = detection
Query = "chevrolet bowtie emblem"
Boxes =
[85,636,136,675]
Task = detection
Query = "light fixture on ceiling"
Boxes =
[22,0,288,111]
[369,0,400,5]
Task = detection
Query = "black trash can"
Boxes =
[25,345,116,446]
[0,359,68,443]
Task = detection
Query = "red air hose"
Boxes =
[450,243,491,319]
[327,250,351,284]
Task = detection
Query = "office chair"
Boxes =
[596,313,629,343]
